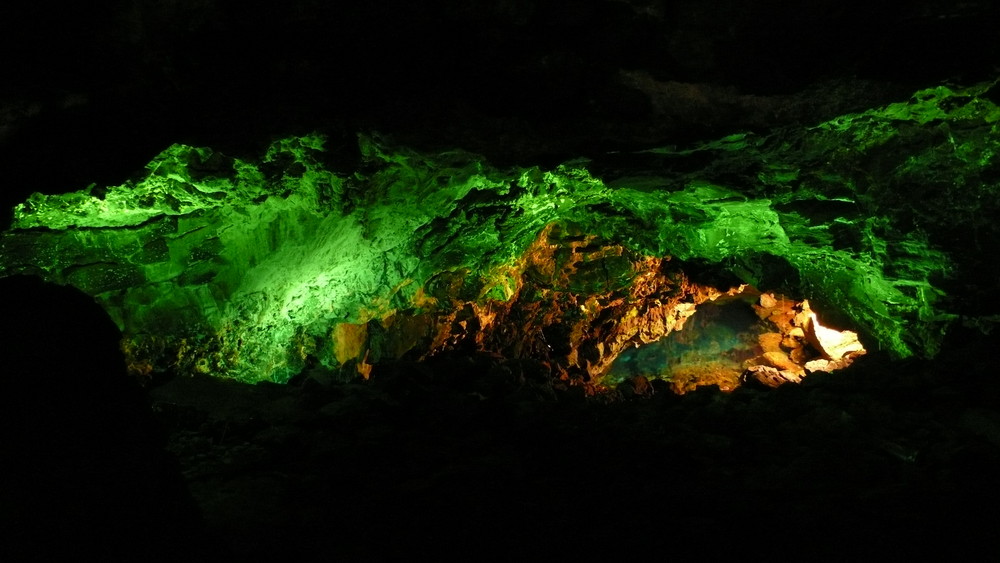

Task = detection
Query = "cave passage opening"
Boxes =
[604,290,867,394]
[606,295,765,393]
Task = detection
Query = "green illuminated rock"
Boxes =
[4,81,995,384]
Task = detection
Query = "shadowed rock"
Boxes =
[0,275,206,560]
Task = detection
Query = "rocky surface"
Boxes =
[742,294,866,388]
[5,80,993,389]
[4,1,1000,560]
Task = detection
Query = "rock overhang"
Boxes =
[3,80,993,388]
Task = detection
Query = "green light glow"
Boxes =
[4,81,991,384]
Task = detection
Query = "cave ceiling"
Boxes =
[2,1,999,390]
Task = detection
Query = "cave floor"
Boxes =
[148,351,1000,561]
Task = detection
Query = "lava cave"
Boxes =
[3,1,1000,560]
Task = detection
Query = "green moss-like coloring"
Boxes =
[5,82,993,382]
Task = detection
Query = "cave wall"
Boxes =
[3,80,993,385]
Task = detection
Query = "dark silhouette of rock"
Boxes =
[0,275,207,560]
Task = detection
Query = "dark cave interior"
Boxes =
[4,1,1000,560]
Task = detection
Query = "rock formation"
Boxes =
[5,81,998,390]
[742,293,866,388]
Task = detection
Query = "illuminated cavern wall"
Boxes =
[3,81,993,386]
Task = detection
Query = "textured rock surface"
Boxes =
[4,3,1000,559]
[5,81,996,387]
[742,294,865,388]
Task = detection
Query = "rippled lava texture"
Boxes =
[3,82,998,385]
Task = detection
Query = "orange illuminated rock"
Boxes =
[763,350,804,374]
[801,301,866,363]
[759,292,778,309]
[758,332,784,353]
[319,225,866,394]
[740,295,866,387]
[743,364,805,388]
[790,346,811,364]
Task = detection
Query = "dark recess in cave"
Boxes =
[3,1,1000,559]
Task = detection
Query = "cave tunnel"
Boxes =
[607,294,766,393]
[4,1,1000,560]
[0,95,987,560]
[604,283,867,394]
